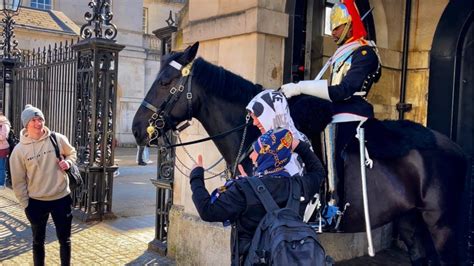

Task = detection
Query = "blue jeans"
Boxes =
[136,145,150,163]
[0,157,6,186]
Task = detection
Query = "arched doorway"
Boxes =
[427,0,473,263]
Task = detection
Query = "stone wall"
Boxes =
[368,0,449,123]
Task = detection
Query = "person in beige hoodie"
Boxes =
[10,104,77,266]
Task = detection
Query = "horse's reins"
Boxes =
[164,120,251,149]
[167,115,251,180]
[141,58,252,179]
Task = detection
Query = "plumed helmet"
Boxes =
[330,3,351,31]
[330,0,367,45]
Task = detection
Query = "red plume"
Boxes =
[343,0,367,39]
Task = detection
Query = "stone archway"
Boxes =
[427,0,473,263]
[427,0,472,138]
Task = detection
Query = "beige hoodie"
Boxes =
[10,126,77,208]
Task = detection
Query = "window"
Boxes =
[143,7,148,34]
[30,0,52,10]
[324,0,338,35]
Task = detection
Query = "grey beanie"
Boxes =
[21,104,45,127]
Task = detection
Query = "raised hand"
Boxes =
[291,139,300,151]
[191,154,203,171]
[238,164,248,177]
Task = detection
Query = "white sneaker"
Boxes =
[146,160,153,164]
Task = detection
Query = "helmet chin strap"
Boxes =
[336,22,352,45]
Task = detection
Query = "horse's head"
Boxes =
[132,42,200,145]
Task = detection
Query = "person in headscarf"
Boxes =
[189,128,325,265]
[246,90,312,176]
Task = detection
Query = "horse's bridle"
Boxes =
[141,60,195,143]
[141,58,252,179]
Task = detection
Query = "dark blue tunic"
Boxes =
[329,45,380,118]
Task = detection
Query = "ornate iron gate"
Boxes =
[4,0,124,222]
[10,41,78,142]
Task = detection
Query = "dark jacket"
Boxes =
[189,142,325,264]
[329,45,380,118]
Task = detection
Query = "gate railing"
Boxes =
[11,40,78,142]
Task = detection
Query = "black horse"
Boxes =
[132,43,468,264]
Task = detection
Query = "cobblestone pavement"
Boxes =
[0,147,174,265]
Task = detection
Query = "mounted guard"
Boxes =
[281,0,382,254]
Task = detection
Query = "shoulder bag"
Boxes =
[50,132,83,190]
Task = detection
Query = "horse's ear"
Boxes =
[182,42,199,63]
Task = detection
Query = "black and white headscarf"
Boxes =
[246,90,311,176]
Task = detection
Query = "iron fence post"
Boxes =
[72,38,123,221]
[148,12,178,255]
[0,0,22,121]
[148,132,176,255]
[68,0,123,222]
[1,57,16,119]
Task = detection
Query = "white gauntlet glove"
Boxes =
[281,80,331,101]
[280,83,302,98]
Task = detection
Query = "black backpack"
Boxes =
[244,176,326,266]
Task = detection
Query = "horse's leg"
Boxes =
[419,146,466,265]
[396,210,437,265]
[419,178,461,265]
[421,209,459,265]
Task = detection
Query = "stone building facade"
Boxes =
[10,0,185,145]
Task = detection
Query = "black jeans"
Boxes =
[25,195,73,266]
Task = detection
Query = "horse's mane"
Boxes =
[193,58,263,103]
